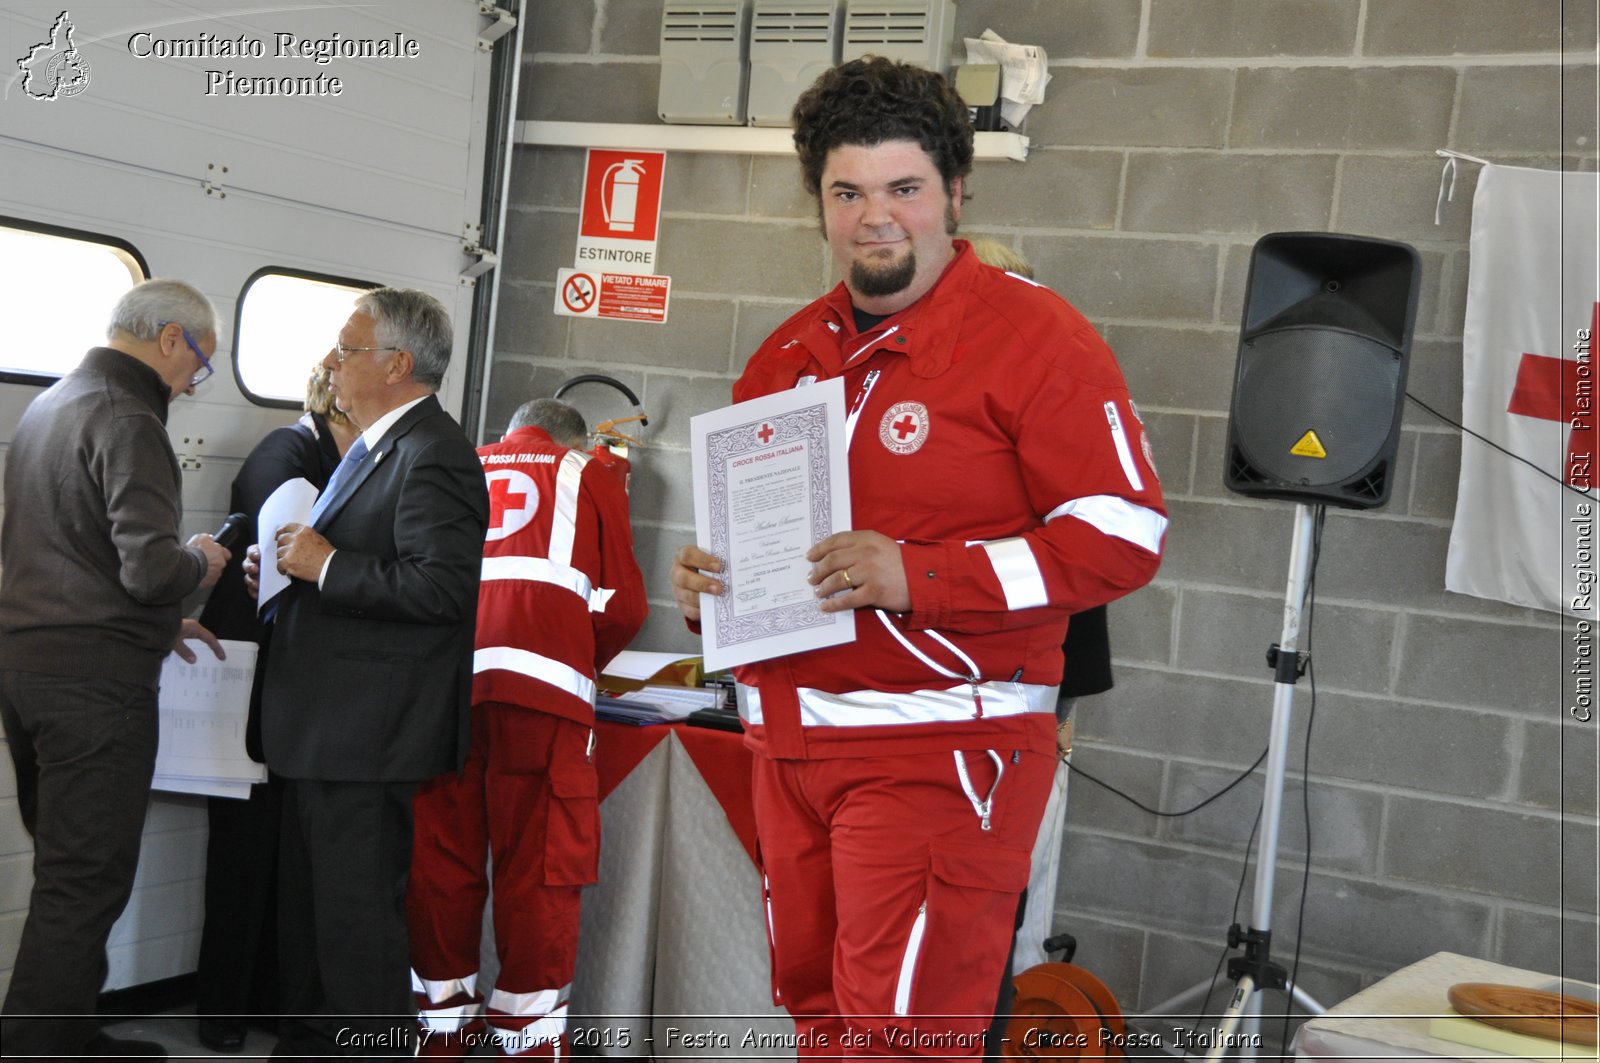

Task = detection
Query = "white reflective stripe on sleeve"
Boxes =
[1104,401,1145,492]
[1045,495,1168,555]
[981,537,1049,610]
[736,681,1055,727]
[491,1005,569,1055]
[411,970,477,1005]
[480,555,593,602]
[547,450,590,567]
[474,647,597,705]
[487,985,567,1019]
[589,586,616,613]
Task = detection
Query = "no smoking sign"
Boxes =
[553,267,671,324]
[561,271,597,314]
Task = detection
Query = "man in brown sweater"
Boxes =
[0,278,230,1061]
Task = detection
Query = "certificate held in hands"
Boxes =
[691,377,855,671]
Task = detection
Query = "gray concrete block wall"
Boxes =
[498,0,1599,1024]
[1147,0,1361,58]
[1034,69,1233,147]
[1362,0,1585,54]
[1230,67,1457,150]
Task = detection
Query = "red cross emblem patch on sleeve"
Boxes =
[879,401,930,455]
[485,469,540,542]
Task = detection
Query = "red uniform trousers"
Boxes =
[753,746,1054,1059]
[406,703,599,1057]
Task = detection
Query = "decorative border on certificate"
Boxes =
[706,398,835,648]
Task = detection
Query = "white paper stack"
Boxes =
[601,649,702,684]
[596,686,723,726]
[153,639,266,799]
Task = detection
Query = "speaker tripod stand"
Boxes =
[1144,503,1327,1059]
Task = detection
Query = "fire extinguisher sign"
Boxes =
[575,148,666,275]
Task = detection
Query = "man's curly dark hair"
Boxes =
[791,56,975,198]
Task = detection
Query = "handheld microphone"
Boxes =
[213,512,249,551]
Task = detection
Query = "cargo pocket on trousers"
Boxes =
[543,766,600,886]
[894,841,1034,1016]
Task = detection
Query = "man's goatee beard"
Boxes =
[850,252,917,297]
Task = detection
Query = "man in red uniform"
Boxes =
[671,57,1167,1057]
[407,398,646,1058]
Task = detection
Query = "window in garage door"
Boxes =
[234,268,375,407]
[0,217,147,383]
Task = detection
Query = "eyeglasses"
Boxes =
[159,321,214,388]
[333,342,400,363]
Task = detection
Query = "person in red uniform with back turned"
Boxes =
[407,398,646,1058]
[671,57,1168,1057]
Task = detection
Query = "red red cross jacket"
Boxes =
[729,241,1168,760]
[473,426,647,722]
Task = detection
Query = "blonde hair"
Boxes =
[305,364,349,425]
[968,237,1034,280]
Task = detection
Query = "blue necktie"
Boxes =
[309,436,369,525]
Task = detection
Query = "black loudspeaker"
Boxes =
[1224,231,1422,509]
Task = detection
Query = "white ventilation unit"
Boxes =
[659,2,753,124]
[746,1,844,127]
[840,0,955,73]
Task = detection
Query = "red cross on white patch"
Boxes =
[485,469,540,542]
[879,401,930,455]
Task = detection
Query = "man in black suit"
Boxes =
[193,366,357,1052]
[254,288,488,1057]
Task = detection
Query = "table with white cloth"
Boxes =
[1292,950,1597,1060]
[570,721,790,1058]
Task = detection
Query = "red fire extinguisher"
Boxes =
[601,158,648,234]
[553,374,648,494]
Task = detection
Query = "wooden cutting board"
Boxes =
[1447,982,1599,1046]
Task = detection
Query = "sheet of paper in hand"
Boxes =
[691,377,855,671]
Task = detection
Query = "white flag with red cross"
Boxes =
[1445,163,1600,615]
